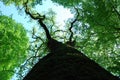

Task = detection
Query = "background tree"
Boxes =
[0,15,29,80]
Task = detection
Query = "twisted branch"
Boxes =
[69,7,79,42]
[23,0,51,40]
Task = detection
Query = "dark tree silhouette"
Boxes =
[23,1,120,80]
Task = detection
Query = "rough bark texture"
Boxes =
[23,39,120,80]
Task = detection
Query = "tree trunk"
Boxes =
[23,39,119,80]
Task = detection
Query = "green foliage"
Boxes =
[0,0,42,6]
[0,15,29,80]
[51,0,81,7]
[51,0,120,76]
[1,0,120,77]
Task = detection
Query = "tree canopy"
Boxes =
[0,15,29,80]
[0,0,120,79]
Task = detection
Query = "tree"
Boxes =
[0,0,120,79]
[0,15,29,80]
[51,0,120,75]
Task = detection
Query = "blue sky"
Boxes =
[0,0,73,31]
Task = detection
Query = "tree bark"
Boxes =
[23,39,120,80]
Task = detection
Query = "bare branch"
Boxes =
[69,7,79,42]
[32,34,44,43]
[23,0,51,40]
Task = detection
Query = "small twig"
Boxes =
[109,1,120,19]
[32,34,44,43]
[35,43,44,55]
[21,56,40,68]
[54,30,67,33]
[114,27,120,31]
[112,5,120,19]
